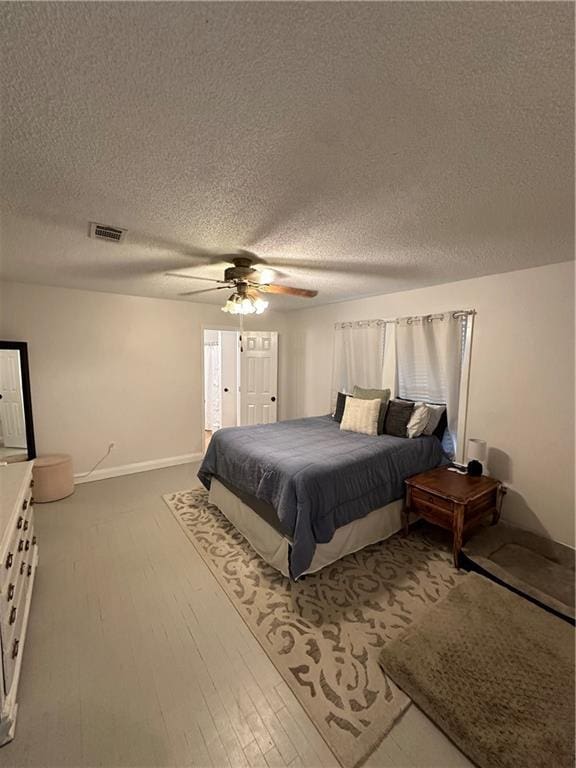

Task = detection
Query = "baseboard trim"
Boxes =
[74,453,203,484]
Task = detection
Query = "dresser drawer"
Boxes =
[1,592,27,696]
[0,491,33,590]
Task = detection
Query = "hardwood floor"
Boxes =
[1,464,472,768]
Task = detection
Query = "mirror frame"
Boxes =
[0,340,36,461]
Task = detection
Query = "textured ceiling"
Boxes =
[0,2,573,311]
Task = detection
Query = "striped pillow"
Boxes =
[340,397,381,436]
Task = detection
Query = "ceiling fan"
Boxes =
[165,252,318,314]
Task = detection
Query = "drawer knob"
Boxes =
[25,540,30,551]
[7,583,15,600]
[22,499,28,512]
[5,552,13,569]
[27,565,32,577]
[20,562,26,576]
[32,536,37,546]
[17,516,23,530]
[11,639,19,659]
[9,606,16,625]
[18,540,24,552]
[23,520,29,531]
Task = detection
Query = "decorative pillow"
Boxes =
[383,399,415,437]
[353,386,391,435]
[340,397,381,436]
[333,391,350,423]
[406,402,431,438]
[352,386,391,402]
[422,403,446,436]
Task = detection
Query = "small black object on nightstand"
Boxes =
[467,460,483,477]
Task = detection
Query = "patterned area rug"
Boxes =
[164,488,461,768]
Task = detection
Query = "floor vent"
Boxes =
[89,222,126,243]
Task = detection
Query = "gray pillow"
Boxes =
[383,399,415,438]
[353,386,391,435]
[422,403,446,436]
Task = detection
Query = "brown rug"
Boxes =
[379,571,575,768]
[163,488,462,768]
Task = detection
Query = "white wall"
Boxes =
[0,282,289,475]
[285,262,575,547]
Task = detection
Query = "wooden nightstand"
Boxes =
[403,467,504,568]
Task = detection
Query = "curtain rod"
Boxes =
[334,309,476,329]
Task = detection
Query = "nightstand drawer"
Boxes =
[409,495,453,529]
[411,488,453,513]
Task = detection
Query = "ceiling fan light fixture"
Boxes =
[253,296,269,314]
[221,292,268,315]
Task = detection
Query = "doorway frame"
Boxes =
[200,324,241,454]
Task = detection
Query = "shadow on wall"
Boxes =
[487,447,512,484]
[501,489,552,540]
[487,446,552,540]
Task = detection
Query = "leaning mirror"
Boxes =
[0,341,36,463]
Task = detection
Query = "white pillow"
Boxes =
[340,397,381,436]
[422,403,446,435]
[406,402,430,438]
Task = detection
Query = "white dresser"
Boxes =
[0,461,38,745]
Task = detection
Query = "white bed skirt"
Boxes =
[209,478,403,577]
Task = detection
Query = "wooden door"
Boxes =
[240,332,278,425]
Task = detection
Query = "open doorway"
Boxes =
[203,329,240,451]
[202,328,279,452]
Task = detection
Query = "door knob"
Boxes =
[271,396,276,402]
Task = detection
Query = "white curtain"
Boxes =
[396,313,465,454]
[204,343,221,431]
[330,320,387,409]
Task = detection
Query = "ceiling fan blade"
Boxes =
[179,286,231,296]
[166,272,228,284]
[258,284,318,298]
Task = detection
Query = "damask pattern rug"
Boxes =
[163,488,461,768]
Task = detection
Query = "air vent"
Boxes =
[89,222,126,244]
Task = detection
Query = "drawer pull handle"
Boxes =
[27,565,32,577]
[7,583,15,600]
[18,540,24,552]
[20,562,26,575]
[17,516,23,530]
[23,520,29,531]
[5,552,13,569]
[32,536,37,546]
[9,606,16,625]
[22,499,28,512]
[11,639,19,659]
[25,540,30,551]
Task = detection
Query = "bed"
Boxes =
[198,415,446,579]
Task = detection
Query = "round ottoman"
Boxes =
[33,454,74,503]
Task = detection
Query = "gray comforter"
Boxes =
[198,415,445,578]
